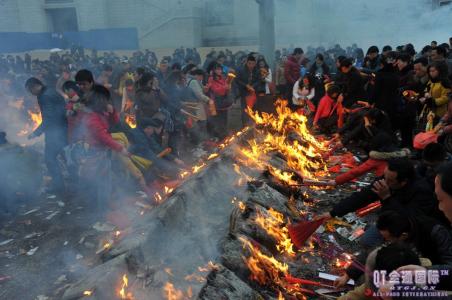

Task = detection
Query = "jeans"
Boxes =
[44,130,67,193]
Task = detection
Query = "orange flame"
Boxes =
[125,114,137,129]
[28,110,42,131]
[163,282,185,300]
[118,274,133,299]
[83,290,93,296]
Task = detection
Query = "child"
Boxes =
[313,84,341,133]
[292,75,315,116]
[62,81,84,143]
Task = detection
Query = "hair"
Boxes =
[382,45,392,52]
[62,80,80,94]
[171,62,182,71]
[315,53,324,61]
[339,58,353,68]
[404,43,416,57]
[84,85,110,113]
[293,47,304,55]
[397,53,411,63]
[182,63,197,74]
[75,69,94,83]
[427,61,452,88]
[25,77,43,89]
[422,45,432,55]
[326,84,341,97]
[103,64,113,72]
[135,67,145,76]
[166,70,184,86]
[423,143,447,163]
[299,74,313,90]
[387,159,416,183]
[257,58,269,69]
[246,55,256,62]
[136,72,154,91]
[377,211,412,238]
[437,162,452,197]
[336,55,347,64]
[433,46,447,57]
[413,57,429,67]
[375,242,421,274]
[190,69,205,76]
[367,46,379,55]
[432,40,438,45]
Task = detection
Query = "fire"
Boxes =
[207,153,219,160]
[103,242,111,250]
[197,261,220,272]
[231,197,246,212]
[253,208,295,256]
[163,282,187,300]
[115,231,121,238]
[239,236,308,299]
[154,192,163,204]
[28,110,42,131]
[191,163,206,174]
[118,274,133,299]
[278,291,285,300]
[164,186,174,195]
[83,290,93,296]
[125,114,137,129]
[242,100,329,184]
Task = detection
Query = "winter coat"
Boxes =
[284,55,301,85]
[372,65,400,117]
[34,87,68,138]
[428,80,451,117]
[313,94,336,125]
[330,177,437,219]
[81,110,123,152]
[235,65,261,96]
[135,88,162,123]
[342,67,367,108]
[187,76,210,121]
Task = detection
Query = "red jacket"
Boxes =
[313,95,336,125]
[335,158,387,185]
[208,75,229,97]
[82,110,123,152]
[66,101,86,143]
[284,55,300,85]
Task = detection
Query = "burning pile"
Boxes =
[62,100,363,300]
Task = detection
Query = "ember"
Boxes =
[124,114,137,129]
[83,290,93,296]
[118,274,133,300]
[163,282,191,300]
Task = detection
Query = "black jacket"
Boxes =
[330,177,437,219]
[34,87,67,138]
[235,65,261,96]
[342,67,367,108]
[372,65,400,117]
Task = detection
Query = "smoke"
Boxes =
[275,0,452,49]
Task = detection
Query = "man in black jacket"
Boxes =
[339,58,367,108]
[321,159,439,249]
[25,77,68,195]
[235,56,261,125]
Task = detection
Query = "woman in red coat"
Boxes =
[80,86,129,209]
[206,63,233,139]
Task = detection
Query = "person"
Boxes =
[256,58,275,114]
[127,118,184,178]
[135,79,162,128]
[96,64,113,90]
[79,85,129,209]
[62,81,84,144]
[235,56,261,125]
[320,159,440,249]
[155,59,170,90]
[186,69,212,143]
[75,69,95,96]
[362,46,381,74]
[339,58,367,108]
[206,63,233,139]
[436,96,452,153]
[56,68,72,98]
[275,55,288,96]
[397,163,452,294]
[284,48,304,101]
[313,84,341,133]
[309,53,330,105]
[292,74,315,116]
[431,45,452,79]
[381,45,392,59]
[25,77,68,195]
[335,211,452,290]
[421,61,451,120]
[412,57,430,93]
[371,55,399,127]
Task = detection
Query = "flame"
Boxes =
[254,208,295,256]
[231,197,246,212]
[118,274,133,299]
[179,170,190,179]
[103,242,111,250]
[165,268,174,276]
[163,282,185,300]
[125,114,137,129]
[241,100,329,185]
[240,236,308,299]
[154,192,163,204]
[192,163,206,174]
[83,290,93,296]
[278,291,285,300]
[207,153,219,160]
[115,231,121,238]
[28,110,42,131]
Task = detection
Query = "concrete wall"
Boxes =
[0,0,21,31]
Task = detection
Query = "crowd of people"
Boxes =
[2,38,452,298]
